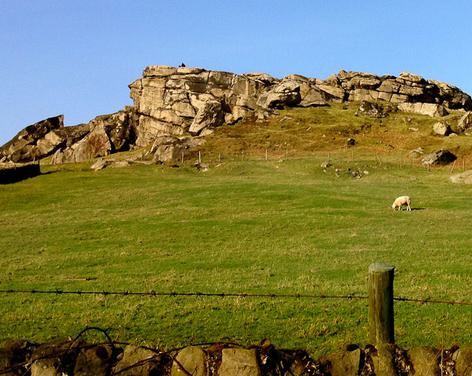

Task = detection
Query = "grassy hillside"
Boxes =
[1,103,471,355]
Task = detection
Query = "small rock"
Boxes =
[422,149,457,166]
[408,147,424,158]
[432,122,451,136]
[321,160,332,169]
[407,347,440,376]
[450,170,472,184]
[347,138,356,146]
[90,159,109,171]
[194,162,209,171]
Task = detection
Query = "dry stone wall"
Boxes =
[1,340,471,376]
[1,66,472,164]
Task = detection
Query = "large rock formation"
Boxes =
[0,115,64,163]
[1,66,471,164]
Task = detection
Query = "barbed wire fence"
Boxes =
[1,269,471,376]
[0,288,471,306]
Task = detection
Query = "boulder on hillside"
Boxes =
[139,135,205,163]
[258,80,302,109]
[0,115,64,162]
[449,170,472,184]
[52,126,112,164]
[457,111,472,133]
[432,121,452,136]
[422,149,457,166]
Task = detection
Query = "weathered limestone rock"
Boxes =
[397,102,449,117]
[139,135,204,163]
[372,345,396,376]
[36,131,65,156]
[52,125,112,164]
[432,121,452,136]
[30,340,81,376]
[454,346,472,376]
[324,348,361,376]
[422,149,457,166]
[285,75,329,107]
[408,347,440,376]
[457,111,472,133]
[189,100,224,135]
[87,110,135,152]
[171,346,207,376]
[61,123,91,147]
[218,348,261,376]
[73,345,113,376]
[113,345,170,376]
[90,159,110,171]
[258,80,301,109]
[0,115,64,162]
[0,340,34,376]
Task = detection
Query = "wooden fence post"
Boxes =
[368,263,395,345]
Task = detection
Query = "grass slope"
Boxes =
[1,103,471,355]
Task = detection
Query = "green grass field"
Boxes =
[1,104,471,356]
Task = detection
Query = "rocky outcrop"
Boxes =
[0,115,64,163]
[2,66,472,164]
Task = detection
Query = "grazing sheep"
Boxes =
[392,196,411,211]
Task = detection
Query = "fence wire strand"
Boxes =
[0,288,470,306]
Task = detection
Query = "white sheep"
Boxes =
[392,196,411,211]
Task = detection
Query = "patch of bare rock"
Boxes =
[1,66,472,165]
[450,170,472,184]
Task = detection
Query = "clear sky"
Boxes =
[1,0,471,146]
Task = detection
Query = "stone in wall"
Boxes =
[112,344,171,375]
[1,340,472,375]
[171,346,206,376]
[218,348,261,376]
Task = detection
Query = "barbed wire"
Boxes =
[0,288,471,306]
[0,288,366,300]
[393,296,472,306]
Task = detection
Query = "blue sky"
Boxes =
[1,0,471,145]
